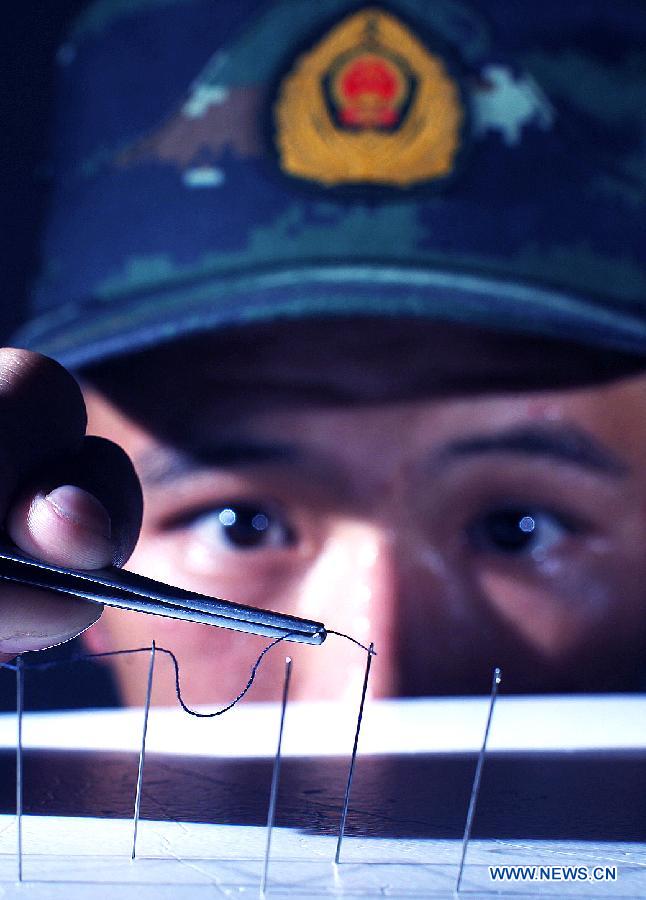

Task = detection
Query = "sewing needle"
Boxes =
[131,640,156,860]
[456,666,502,892]
[334,641,374,865]
[260,656,292,896]
[16,654,24,883]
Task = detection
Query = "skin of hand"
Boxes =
[75,319,646,708]
[0,348,143,662]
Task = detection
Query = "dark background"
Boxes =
[1,1,87,342]
[0,0,118,714]
[1,747,645,840]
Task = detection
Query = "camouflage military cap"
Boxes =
[15,0,646,366]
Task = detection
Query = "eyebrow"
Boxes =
[138,441,300,486]
[434,425,628,476]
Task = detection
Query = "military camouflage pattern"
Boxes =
[16,0,646,366]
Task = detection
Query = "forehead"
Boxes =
[80,318,646,477]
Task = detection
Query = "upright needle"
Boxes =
[456,666,502,893]
[260,656,292,896]
[335,642,374,865]
[16,655,24,883]
[131,640,156,860]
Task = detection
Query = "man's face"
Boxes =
[81,319,646,707]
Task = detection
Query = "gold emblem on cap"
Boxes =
[274,7,464,188]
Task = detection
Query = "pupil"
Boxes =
[219,505,272,548]
[483,509,537,552]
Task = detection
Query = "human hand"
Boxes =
[0,349,142,662]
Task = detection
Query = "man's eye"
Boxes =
[190,503,295,551]
[468,507,576,556]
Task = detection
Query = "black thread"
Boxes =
[327,630,377,655]
[0,629,375,717]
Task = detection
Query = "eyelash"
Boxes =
[166,498,295,532]
[160,495,590,561]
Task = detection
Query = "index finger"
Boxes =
[0,349,87,513]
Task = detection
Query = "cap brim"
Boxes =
[17,264,646,368]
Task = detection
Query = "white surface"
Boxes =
[0,815,644,899]
[0,696,644,757]
[0,697,644,897]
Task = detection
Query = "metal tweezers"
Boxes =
[0,542,326,645]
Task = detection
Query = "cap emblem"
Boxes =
[273,7,464,188]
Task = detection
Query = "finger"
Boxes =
[0,351,122,658]
[7,484,113,569]
[0,583,101,655]
[7,435,143,569]
[63,435,144,566]
[0,349,86,512]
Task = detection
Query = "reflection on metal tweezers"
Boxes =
[0,542,326,645]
